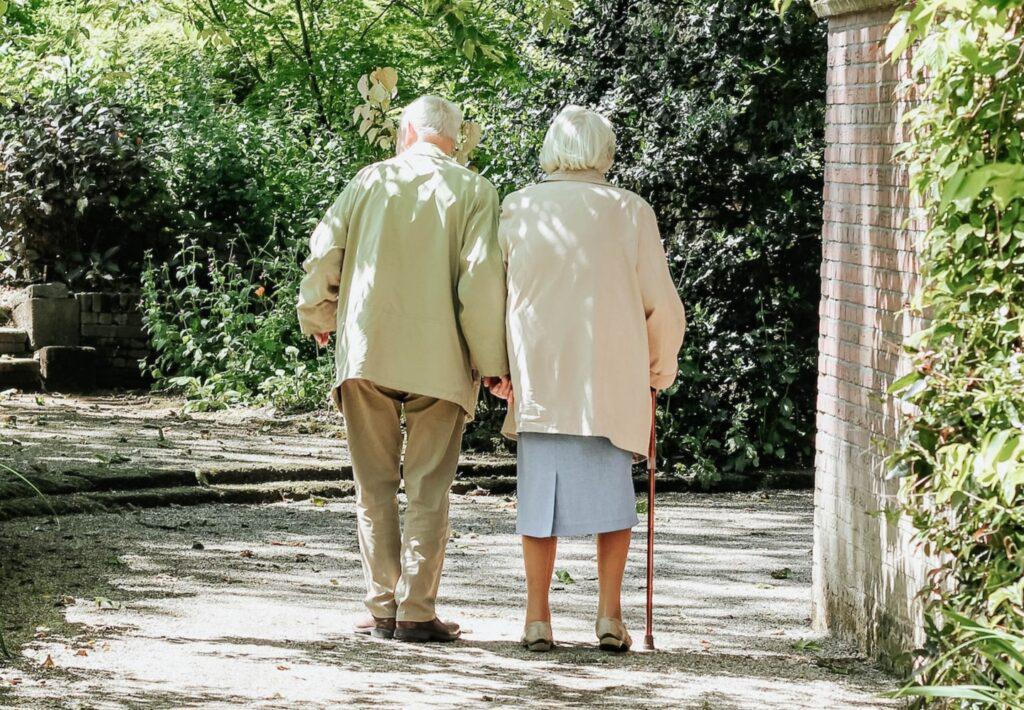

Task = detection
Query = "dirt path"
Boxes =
[0,491,899,709]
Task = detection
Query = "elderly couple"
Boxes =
[297,95,685,652]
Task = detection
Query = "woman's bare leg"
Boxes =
[522,535,558,623]
[596,529,632,619]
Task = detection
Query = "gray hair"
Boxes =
[399,95,463,144]
[539,105,616,174]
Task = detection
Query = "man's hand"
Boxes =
[313,332,330,347]
[484,374,513,400]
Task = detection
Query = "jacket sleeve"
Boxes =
[457,181,509,378]
[637,204,686,390]
[296,178,356,336]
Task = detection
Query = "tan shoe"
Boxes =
[521,621,554,652]
[595,617,632,652]
[394,618,461,643]
[353,614,396,639]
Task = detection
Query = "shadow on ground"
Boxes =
[0,492,900,709]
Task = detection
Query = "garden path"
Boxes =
[0,488,900,708]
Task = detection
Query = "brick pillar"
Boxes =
[811,0,927,666]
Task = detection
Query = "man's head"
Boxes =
[397,95,463,156]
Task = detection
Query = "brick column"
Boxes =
[811,0,926,666]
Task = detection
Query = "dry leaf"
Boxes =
[41,655,55,669]
[270,540,305,547]
[276,665,289,671]
[75,649,88,657]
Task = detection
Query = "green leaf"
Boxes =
[888,370,923,394]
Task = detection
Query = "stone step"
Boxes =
[0,480,358,521]
[0,357,41,391]
[0,327,29,355]
[38,345,98,392]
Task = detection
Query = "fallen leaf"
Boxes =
[239,550,255,558]
[270,540,305,547]
[75,649,88,657]
[555,570,575,585]
[276,665,289,671]
[329,579,339,586]
[41,655,55,669]
[770,567,792,580]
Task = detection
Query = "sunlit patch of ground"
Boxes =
[0,492,900,708]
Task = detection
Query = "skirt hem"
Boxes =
[516,514,639,539]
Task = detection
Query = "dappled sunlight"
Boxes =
[3,492,897,707]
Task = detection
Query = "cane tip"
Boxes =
[643,635,655,651]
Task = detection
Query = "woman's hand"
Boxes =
[485,375,514,400]
[313,332,330,347]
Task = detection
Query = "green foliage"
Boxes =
[141,239,334,412]
[1,0,824,477]
[0,86,169,285]
[551,0,825,476]
[885,1,1024,705]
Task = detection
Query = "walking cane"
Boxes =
[644,389,657,651]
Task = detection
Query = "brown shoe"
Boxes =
[394,618,461,643]
[354,615,396,639]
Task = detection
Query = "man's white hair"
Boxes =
[399,95,463,143]
[540,105,616,175]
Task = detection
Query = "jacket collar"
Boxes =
[403,141,456,161]
[542,169,609,185]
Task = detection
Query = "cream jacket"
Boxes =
[499,170,686,457]
[296,142,509,417]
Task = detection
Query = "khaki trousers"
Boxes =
[338,378,466,622]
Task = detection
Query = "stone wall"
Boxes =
[75,291,148,386]
[811,0,927,667]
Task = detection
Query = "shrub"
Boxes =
[0,86,169,286]
[549,0,826,478]
[885,0,1024,704]
[141,238,333,412]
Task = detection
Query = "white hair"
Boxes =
[399,95,463,144]
[540,105,616,174]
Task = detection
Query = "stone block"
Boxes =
[38,346,98,393]
[98,312,113,325]
[26,282,69,299]
[0,357,41,391]
[0,328,28,355]
[13,297,80,349]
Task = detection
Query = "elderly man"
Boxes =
[297,95,509,643]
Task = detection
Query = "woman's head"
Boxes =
[539,106,616,175]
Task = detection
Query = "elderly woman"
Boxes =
[490,106,686,652]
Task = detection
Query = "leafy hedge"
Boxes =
[885,1,1024,704]
[0,89,169,286]
[550,0,826,477]
[1,0,827,477]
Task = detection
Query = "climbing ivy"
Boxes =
[885,1,1024,705]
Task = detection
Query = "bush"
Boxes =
[885,1,1024,704]
[0,86,169,286]
[141,237,333,412]
[550,0,826,478]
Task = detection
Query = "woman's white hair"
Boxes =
[540,105,616,175]
[399,95,463,143]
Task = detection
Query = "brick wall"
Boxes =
[811,0,927,666]
[75,292,149,386]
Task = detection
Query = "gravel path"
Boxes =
[0,491,900,708]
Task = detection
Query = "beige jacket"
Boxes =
[499,170,686,457]
[296,142,509,417]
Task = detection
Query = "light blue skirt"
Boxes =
[516,432,639,538]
